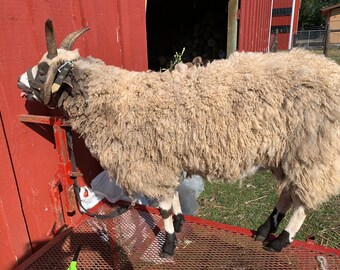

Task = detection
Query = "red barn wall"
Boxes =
[272,0,301,50]
[0,1,147,269]
[238,0,273,52]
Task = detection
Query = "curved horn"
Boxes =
[45,19,58,59]
[60,27,90,50]
[42,62,59,104]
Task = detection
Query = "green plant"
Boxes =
[162,48,186,72]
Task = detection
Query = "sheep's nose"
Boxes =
[17,76,21,82]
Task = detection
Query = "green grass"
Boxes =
[311,47,340,64]
[326,49,340,64]
[196,171,340,249]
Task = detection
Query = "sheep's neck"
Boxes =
[62,71,90,135]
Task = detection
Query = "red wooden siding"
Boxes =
[277,33,291,50]
[272,16,291,25]
[273,0,292,8]
[238,0,273,52]
[0,1,147,269]
[0,114,31,269]
[272,0,301,50]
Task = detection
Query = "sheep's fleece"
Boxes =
[61,49,340,209]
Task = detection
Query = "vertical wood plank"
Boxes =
[0,113,31,270]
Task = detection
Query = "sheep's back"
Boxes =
[67,50,340,200]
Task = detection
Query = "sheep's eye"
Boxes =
[38,62,49,74]
[38,74,47,82]
[37,62,50,82]
[37,69,47,82]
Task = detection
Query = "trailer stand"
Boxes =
[17,114,340,270]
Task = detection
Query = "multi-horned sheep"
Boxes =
[17,20,340,257]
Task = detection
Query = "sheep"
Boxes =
[17,19,340,258]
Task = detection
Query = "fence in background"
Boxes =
[294,30,326,48]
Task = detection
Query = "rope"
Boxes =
[317,255,328,270]
[65,127,128,219]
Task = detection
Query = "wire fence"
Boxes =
[294,30,326,49]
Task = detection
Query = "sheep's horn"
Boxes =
[45,19,58,59]
[60,27,90,50]
[42,63,59,104]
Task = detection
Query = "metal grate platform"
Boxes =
[18,202,340,270]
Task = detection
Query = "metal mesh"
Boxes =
[295,30,326,48]
[26,204,340,270]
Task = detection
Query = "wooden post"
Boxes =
[270,29,279,52]
[324,13,330,56]
[227,0,239,58]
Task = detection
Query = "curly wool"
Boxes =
[62,49,340,209]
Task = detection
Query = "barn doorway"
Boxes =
[146,0,229,71]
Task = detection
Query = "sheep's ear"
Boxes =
[45,19,58,59]
[57,91,69,108]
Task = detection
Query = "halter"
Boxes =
[26,61,73,104]
[52,61,73,93]
[27,67,43,100]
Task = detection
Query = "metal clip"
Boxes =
[58,61,73,73]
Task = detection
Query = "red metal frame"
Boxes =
[19,115,79,233]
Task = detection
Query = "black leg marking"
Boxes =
[173,214,185,233]
[264,230,291,252]
[160,232,177,258]
[255,208,285,241]
[160,208,172,219]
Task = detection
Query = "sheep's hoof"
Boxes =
[255,221,272,241]
[254,234,266,242]
[264,244,280,252]
[264,230,291,252]
[173,214,185,233]
[160,232,177,258]
[159,250,173,258]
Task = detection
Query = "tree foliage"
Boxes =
[299,0,339,29]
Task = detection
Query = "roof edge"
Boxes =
[321,3,340,15]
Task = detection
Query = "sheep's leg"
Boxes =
[159,198,177,258]
[265,195,306,252]
[255,188,292,241]
[172,191,185,232]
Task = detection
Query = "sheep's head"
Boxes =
[17,19,89,107]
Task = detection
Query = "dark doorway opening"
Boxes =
[146,0,228,71]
